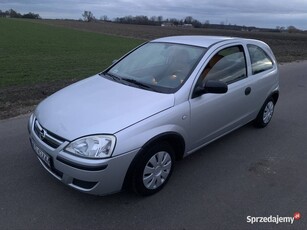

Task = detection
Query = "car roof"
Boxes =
[151,36,237,48]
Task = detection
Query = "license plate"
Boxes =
[32,141,51,168]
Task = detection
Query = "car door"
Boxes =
[188,44,255,151]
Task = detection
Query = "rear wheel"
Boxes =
[254,97,275,128]
[132,142,174,196]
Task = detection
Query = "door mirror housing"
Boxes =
[204,80,228,94]
[193,80,228,98]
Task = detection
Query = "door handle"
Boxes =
[245,87,251,95]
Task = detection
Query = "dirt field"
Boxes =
[0,79,77,119]
[1,19,307,120]
[39,20,307,63]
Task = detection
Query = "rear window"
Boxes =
[247,44,273,75]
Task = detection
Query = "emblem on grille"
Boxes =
[39,128,47,140]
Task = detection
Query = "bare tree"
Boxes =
[150,16,157,22]
[287,25,300,33]
[82,11,95,22]
[157,16,163,23]
[100,15,108,21]
[184,16,194,24]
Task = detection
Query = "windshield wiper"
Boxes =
[102,73,157,92]
[102,72,122,82]
[121,78,157,91]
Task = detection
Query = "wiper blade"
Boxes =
[102,73,157,92]
[121,78,157,91]
[103,72,121,82]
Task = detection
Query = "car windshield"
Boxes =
[105,42,206,93]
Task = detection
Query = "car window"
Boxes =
[126,44,168,70]
[247,44,273,75]
[107,42,206,93]
[199,45,247,85]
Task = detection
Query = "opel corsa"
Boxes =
[28,36,279,196]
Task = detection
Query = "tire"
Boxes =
[254,97,275,128]
[132,142,175,196]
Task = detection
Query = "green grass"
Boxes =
[0,18,142,87]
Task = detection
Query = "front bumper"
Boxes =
[28,114,139,195]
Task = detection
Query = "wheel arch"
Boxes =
[140,132,185,160]
[122,132,185,190]
[254,90,279,128]
[270,90,279,104]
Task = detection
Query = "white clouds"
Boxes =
[1,0,306,29]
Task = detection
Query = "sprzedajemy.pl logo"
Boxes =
[247,212,301,225]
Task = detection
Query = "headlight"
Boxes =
[65,135,116,159]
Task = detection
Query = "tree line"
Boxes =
[113,15,203,28]
[82,11,303,33]
[0,9,41,19]
[82,11,203,28]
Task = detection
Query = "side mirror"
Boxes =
[193,80,228,97]
[203,80,228,94]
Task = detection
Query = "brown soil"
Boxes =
[39,19,307,63]
[0,79,78,120]
[1,19,307,120]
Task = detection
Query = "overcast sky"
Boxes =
[1,0,307,29]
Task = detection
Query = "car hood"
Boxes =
[35,75,174,141]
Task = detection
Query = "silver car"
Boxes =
[28,36,279,196]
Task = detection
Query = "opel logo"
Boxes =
[40,128,47,140]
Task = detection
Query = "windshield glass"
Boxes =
[106,42,206,93]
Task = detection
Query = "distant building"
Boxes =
[161,22,175,27]
[182,24,193,28]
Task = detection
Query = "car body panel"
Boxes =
[35,75,174,141]
[113,101,190,156]
[189,78,254,151]
[28,116,139,195]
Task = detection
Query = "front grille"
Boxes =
[33,119,65,149]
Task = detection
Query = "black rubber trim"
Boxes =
[57,156,108,171]
[72,179,97,189]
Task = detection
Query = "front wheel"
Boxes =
[132,142,175,196]
[254,97,275,128]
